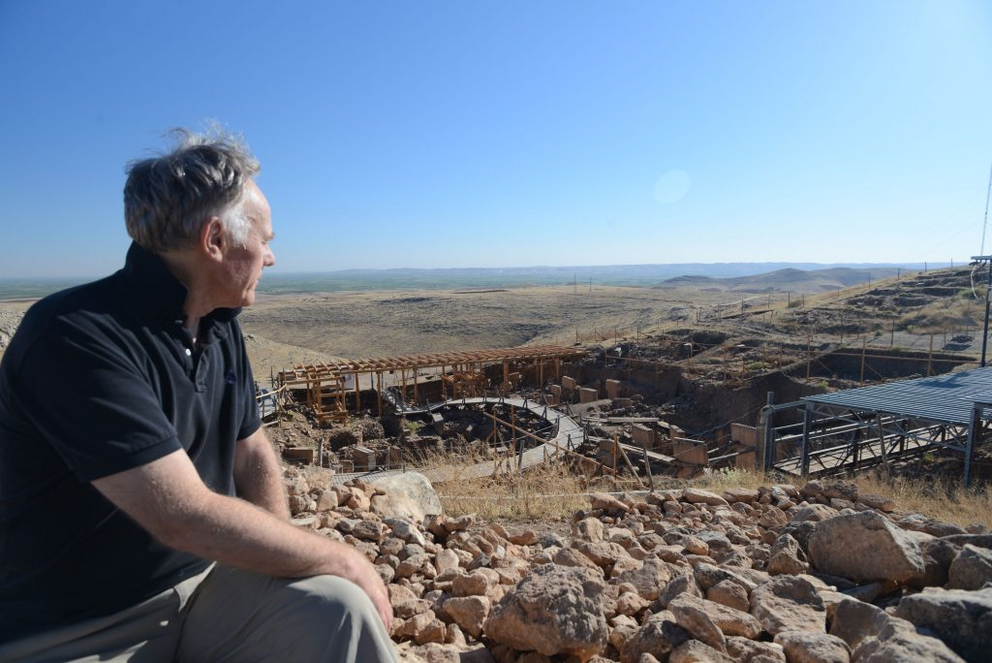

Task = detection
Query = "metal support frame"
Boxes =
[769,398,986,486]
[800,402,813,476]
[971,255,992,367]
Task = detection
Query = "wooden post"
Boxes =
[508,410,516,473]
[641,436,654,492]
[376,371,382,417]
[354,372,360,411]
[492,411,499,474]
[927,334,933,376]
[860,338,866,386]
[413,368,419,404]
[612,434,618,478]
[618,447,644,487]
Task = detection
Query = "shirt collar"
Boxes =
[118,242,241,325]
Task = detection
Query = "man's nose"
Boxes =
[264,247,276,267]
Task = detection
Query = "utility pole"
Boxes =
[971,255,992,367]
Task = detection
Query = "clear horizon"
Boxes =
[1,1,990,277]
[0,260,957,283]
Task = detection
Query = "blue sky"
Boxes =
[1,1,990,277]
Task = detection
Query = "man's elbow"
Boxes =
[137,489,218,554]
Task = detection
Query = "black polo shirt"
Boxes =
[0,242,261,642]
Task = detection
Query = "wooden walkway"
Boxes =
[329,396,582,485]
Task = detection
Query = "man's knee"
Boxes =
[288,574,379,625]
[180,571,395,662]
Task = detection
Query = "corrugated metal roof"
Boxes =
[802,368,992,425]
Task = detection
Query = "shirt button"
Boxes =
[185,348,192,356]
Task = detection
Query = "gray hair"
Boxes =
[124,127,260,252]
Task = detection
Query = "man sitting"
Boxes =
[0,128,397,662]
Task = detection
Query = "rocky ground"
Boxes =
[284,468,991,662]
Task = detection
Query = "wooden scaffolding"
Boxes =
[277,344,588,425]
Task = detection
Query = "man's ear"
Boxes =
[200,217,226,262]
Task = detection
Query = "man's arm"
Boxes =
[92,450,392,631]
[234,427,290,520]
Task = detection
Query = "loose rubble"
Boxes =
[282,468,990,662]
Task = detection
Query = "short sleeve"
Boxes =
[13,318,182,482]
[234,325,261,441]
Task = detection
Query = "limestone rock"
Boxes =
[808,511,925,583]
[668,597,726,652]
[909,538,961,588]
[442,595,490,639]
[670,639,734,663]
[483,564,607,660]
[340,484,371,511]
[857,492,895,512]
[590,492,631,513]
[395,611,446,645]
[941,533,992,549]
[619,611,691,663]
[368,472,443,520]
[574,539,631,568]
[759,506,790,529]
[553,546,602,572]
[694,562,758,593]
[665,531,710,556]
[790,504,839,524]
[434,549,460,575]
[768,533,809,576]
[614,590,650,617]
[894,586,992,662]
[820,481,858,502]
[773,631,850,663]
[726,636,786,662]
[508,529,538,546]
[723,487,759,504]
[897,513,967,538]
[828,598,890,651]
[670,593,762,639]
[574,516,605,542]
[452,569,499,597]
[947,544,992,591]
[315,487,340,511]
[613,557,671,601]
[656,572,703,610]
[706,579,750,613]
[780,520,819,554]
[750,576,825,636]
[443,514,475,533]
[853,615,965,663]
[683,488,730,507]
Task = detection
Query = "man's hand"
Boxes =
[335,542,393,632]
[92,450,393,631]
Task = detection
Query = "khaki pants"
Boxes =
[0,566,398,662]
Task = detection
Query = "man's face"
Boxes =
[221,179,275,308]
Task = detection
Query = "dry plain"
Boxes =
[238,284,739,377]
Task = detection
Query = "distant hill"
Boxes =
[0,262,952,299]
[658,266,904,293]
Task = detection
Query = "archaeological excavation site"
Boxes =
[246,265,992,662]
[3,264,990,661]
